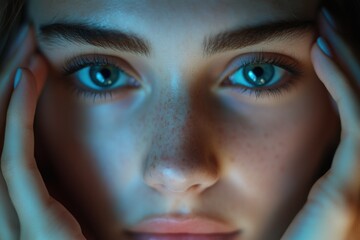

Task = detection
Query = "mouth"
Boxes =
[125,232,239,240]
[125,214,240,240]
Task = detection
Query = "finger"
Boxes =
[0,25,36,151]
[1,65,48,228]
[0,176,19,240]
[286,38,360,238]
[311,43,360,138]
[1,60,83,238]
[0,25,35,93]
[319,8,360,89]
[312,42,360,190]
[28,54,49,95]
[0,26,35,240]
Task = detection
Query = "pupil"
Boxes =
[100,68,111,80]
[90,65,119,88]
[252,67,264,77]
[242,64,274,87]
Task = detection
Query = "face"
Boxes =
[28,0,340,239]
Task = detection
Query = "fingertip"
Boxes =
[311,41,343,110]
[316,37,332,58]
[311,38,331,63]
[28,54,49,94]
[311,42,324,72]
[12,67,38,99]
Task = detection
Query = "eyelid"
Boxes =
[218,52,304,85]
[62,54,141,80]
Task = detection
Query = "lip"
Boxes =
[126,232,239,240]
[126,214,240,239]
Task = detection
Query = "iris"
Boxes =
[243,64,274,87]
[89,65,120,88]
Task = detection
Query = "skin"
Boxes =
[0,0,359,240]
[30,0,338,239]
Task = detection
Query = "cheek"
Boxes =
[74,106,148,191]
[35,77,149,193]
[216,74,337,185]
[210,75,339,233]
[34,77,153,231]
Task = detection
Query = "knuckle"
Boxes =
[1,154,17,181]
[1,154,38,182]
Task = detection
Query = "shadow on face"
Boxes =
[30,0,340,239]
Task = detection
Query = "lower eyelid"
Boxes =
[65,83,142,104]
[221,70,298,99]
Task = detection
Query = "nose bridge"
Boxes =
[143,90,219,194]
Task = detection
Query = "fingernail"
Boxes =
[321,8,337,30]
[317,37,332,57]
[14,68,23,89]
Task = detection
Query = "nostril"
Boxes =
[155,183,202,193]
[189,184,201,192]
[144,153,220,195]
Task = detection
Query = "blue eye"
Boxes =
[221,52,304,98]
[62,55,142,102]
[228,63,287,88]
[74,65,139,91]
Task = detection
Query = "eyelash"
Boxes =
[63,55,119,75]
[62,55,132,101]
[62,53,303,101]
[222,53,303,98]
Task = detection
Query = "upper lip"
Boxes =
[127,214,239,234]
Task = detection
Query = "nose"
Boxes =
[144,152,219,194]
[143,95,219,195]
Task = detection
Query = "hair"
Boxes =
[324,0,360,59]
[0,0,25,63]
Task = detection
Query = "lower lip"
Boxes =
[126,232,240,240]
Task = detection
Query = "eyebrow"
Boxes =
[39,20,313,57]
[202,20,314,56]
[39,22,151,56]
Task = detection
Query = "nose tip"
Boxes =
[144,155,219,195]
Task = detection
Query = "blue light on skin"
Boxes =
[29,0,341,239]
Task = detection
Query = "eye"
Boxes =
[226,63,287,88]
[61,55,142,102]
[221,53,303,98]
[73,65,140,91]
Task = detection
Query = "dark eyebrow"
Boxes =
[202,21,314,57]
[39,20,313,58]
[39,22,151,56]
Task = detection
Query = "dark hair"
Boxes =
[324,0,360,58]
[0,0,25,63]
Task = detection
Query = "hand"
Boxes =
[0,25,85,240]
[282,9,360,240]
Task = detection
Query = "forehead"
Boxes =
[28,0,320,27]
[27,0,320,69]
